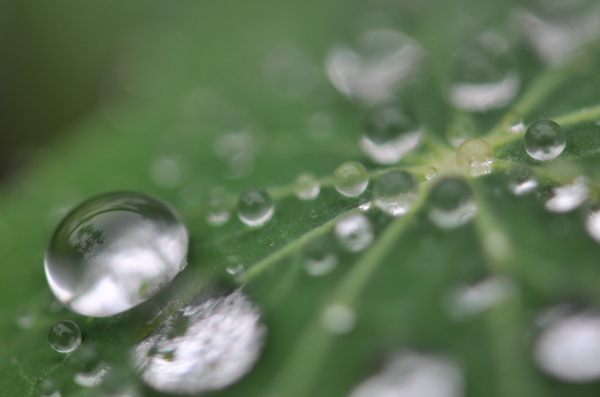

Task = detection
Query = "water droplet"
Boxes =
[237,189,274,226]
[150,157,183,189]
[15,308,37,329]
[586,208,600,243]
[359,104,423,164]
[306,112,334,140]
[73,366,109,388]
[507,167,539,195]
[510,121,526,133]
[358,200,372,212]
[456,139,494,176]
[325,29,426,104]
[428,178,476,229]
[334,213,374,252]
[215,130,261,180]
[333,162,369,197]
[534,312,600,382]
[38,378,61,397]
[445,32,520,112]
[348,352,464,397]
[545,176,588,213]
[226,264,246,283]
[45,192,189,317]
[263,43,320,100]
[425,166,438,180]
[524,120,566,161]
[294,173,321,200]
[444,277,517,320]
[303,237,338,277]
[48,320,81,353]
[321,303,356,335]
[309,209,318,218]
[446,113,476,148]
[374,170,419,216]
[133,290,266,394]
[207,187,231,226]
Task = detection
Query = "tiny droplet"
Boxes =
[48,320,81,353]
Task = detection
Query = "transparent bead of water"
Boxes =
[333,162,369,197]
[293,173,320,200]
[303,237,338,277]
[586,208,600,244]
[321,303,356,335]
[507,167,538,196]
[446,113,476,147]
[444,32,520,112]
[237,189,274,226]
[207,187,230,227]
[38,378,61,397]
[374,169,418,216]
[48,320,81,353]
[425,166,438,180]
[428,178,477,229]
[334,213,374,252]
[359,104,423,164]
[456,139,494,176]
[45,191,189,317]
[524,119,566,161]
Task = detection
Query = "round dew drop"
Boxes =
[48,320,81,353]
[425,166,438,180]
[428,177,476,229]
[524,119,566,160]
[333,162,369,197]
[44,191,189,317]
[335,213,374,252]
[374,169,418,216]
[293,173,320,200]
[38,378,61,397]
[237,188,274,226]
[456,139,494,176]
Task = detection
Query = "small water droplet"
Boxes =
[207,187,231,226]
[150,157,183,189]
[456,139,494,176]
[237,189,275,226]
[321,303,356,335]
[534,312,600,382]
[215,130,261,180]
[507,167,539,195]
[333,162,369,197]
[425,166,438,180]
[374,169,418,216]
[358,200,372,212]
[545,176,588,213]
[222,152,256,180]
[524,120,566,161]
[38,378,61,397]
[359,104,423,164]
[444,277,517,320]
[48,320,81,353]
[45,192,189,317]
[226,264,246,283]
[15,308,37,329]
[510,121,525,133]
[303,237,338,277]
[428,178,476,229]
[334,213,374,252]
[446,113,476,148]
[309,209,318,218]
[294,173,321,200]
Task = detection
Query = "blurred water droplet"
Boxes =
[456,139,494,176]
[358,201,372,212]
[223,152,256,180]
[38,378,61,397]
[333,162,369,197]
[180,182,203,204]
[325,29,426,104]
[321,303,356,335]
[534,312,600,382]
[303,237,338,277]
[348,352,464,397]
[237,189,274,227]
[545,176,588,213]
[585,208,600,243]
[263,43,320,100]
[444,277,517,320]
[215,130,261,180]
[226,265,246,283]
[446,113,476,148]
[294,173,321,200]
[360,104,423,164]
[15,308,36,329]
[150,157,183,188]
[507,167,539,195]
[306,112,335,141]
[428,178,476,229]
[445,32,519,112]
[48,320,81,353]
[207,187,231,227]
[309,209,318,218]
[335,213,374,252]
[524,120,566,161]
[510,121,526,133]
[374,170,418,216]
[45,192,189,317]
[133,290,266,394]
[425,166,438,180]
[74,366,109,388]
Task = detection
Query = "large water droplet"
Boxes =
[445,33,519,112]
[133,290,266,394]
[48,320,81,353]
[545,176,588,213]
[374,170,419,216]
[428,178,476,229]
[294,173,321,200]
[321,303,356,335]
[456,139,494,176]
[335,213,374,252]
[333,162,369,197]
[237,189,274,226]
[534,312,600,382]
[524,119,566,161]
[360,104,423,164]
[348,352,464,397]
[38,378,61,397]
[45,192,189,317]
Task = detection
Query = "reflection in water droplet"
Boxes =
[428,178,476,229]
[150,157,183,189]
[226,264,246,283]
[444,277,517,320]
[425,166,438,180]
[207,187,231,227]
[445,33,519,112]
[586,209,600,243]
[348,352,464,397]
[38,378,61,397]
[524,120,566,161]
[294,173,321,200]
[237,189,275,226]
[325,29,426,104]
[133,290,266,394]
[48,320,81,353]
[545,177,588,213]
[358,201,372,212]
[333,162,369,197]
[507,167,539,196]
[74,366,109,388]
[321,303,356,335]
[510,121,526,134]
[360,105,423,164]
[335,214,374,252]
[45,192,189,317]
[303,237,338,277]
[374,170,419,216]
[534,312,600,382]
[456,139,494,176]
